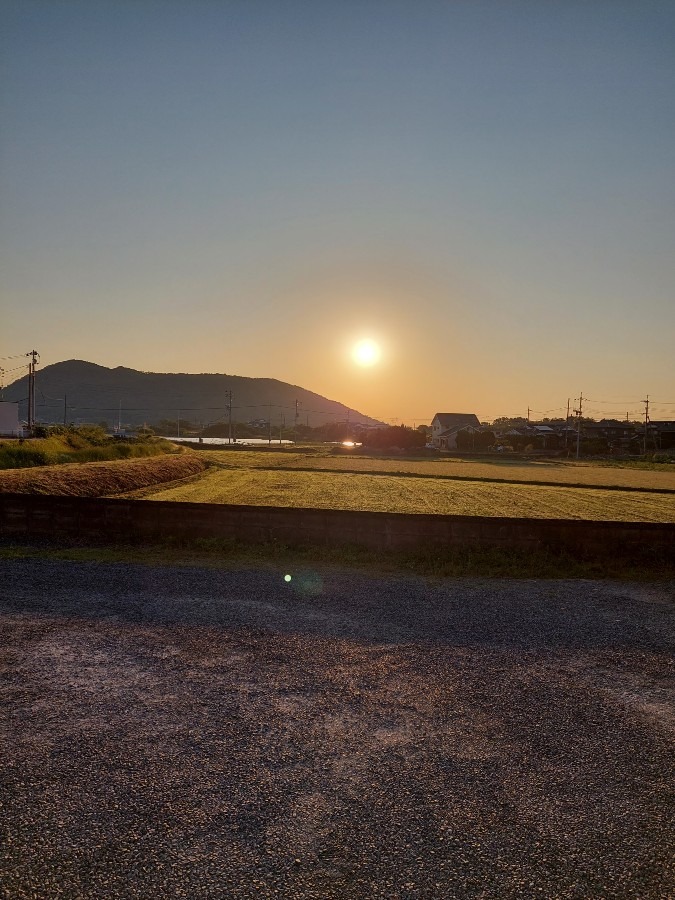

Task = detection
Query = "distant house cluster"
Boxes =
[430,411,675,454]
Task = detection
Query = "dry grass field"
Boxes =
[127,465,675,522]
[196,449,675,491]
[3,443,673,521]
[0,453,206,496]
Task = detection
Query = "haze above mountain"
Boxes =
[4,360,381,429]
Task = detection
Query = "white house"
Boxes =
[0,401,21,437]
[430,412,481,449]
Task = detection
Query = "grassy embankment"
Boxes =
[0,427,174,468]
[0,429,207,496]
[123,449,675,523]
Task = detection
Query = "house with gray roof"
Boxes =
[431,412,481,449]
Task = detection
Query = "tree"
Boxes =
[360,425,426,450]
[476,429,496,449]
[455,428,495,451]
[491,416,528,430]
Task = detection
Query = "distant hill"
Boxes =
[4,360,382,430]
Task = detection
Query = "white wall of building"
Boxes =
[0,401,21,436]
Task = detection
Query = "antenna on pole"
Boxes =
[643,394,650,455]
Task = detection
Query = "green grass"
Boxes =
[0,434,173,469]
[1,537,672,581]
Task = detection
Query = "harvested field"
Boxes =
[127,466,675,522]
[196,449,675,492]
[0,453,207,497]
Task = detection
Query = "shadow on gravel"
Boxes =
[1,558,673,653]
[2,558,674,899]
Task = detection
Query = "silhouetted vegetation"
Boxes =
[359,425,426,450]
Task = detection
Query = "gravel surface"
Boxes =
[1,557,673,899]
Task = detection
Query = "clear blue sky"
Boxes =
[2,0,674,422]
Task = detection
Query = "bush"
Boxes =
[70,425,109,446]
[0,444,51,468]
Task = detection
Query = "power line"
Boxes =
[1,363,30,376]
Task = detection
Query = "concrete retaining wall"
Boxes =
[1,493,674,560]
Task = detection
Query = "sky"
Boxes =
[1,0,674,424]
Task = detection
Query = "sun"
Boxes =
[352,339,381,367]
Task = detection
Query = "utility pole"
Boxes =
[643,395,650,455]
[268,404,272,445]
[63,394,67,427]
[564,398,570,451]
[527,407,530,423]
[294,399,300,441]
[26,350,39,430]
[117,400,122,433]
[225,390,233,444]
[574,392,583,459]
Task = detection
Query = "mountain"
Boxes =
[4,360,382,430]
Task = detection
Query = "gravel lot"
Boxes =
[1,557,673,899]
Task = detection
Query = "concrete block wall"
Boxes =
[0,493,674,560]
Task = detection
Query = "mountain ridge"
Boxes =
[4,360,382,429]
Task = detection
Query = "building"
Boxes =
[430,412,481,449]
[0,401,22,437]
[648,421,675,451]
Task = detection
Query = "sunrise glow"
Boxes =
[352,339,381,367]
